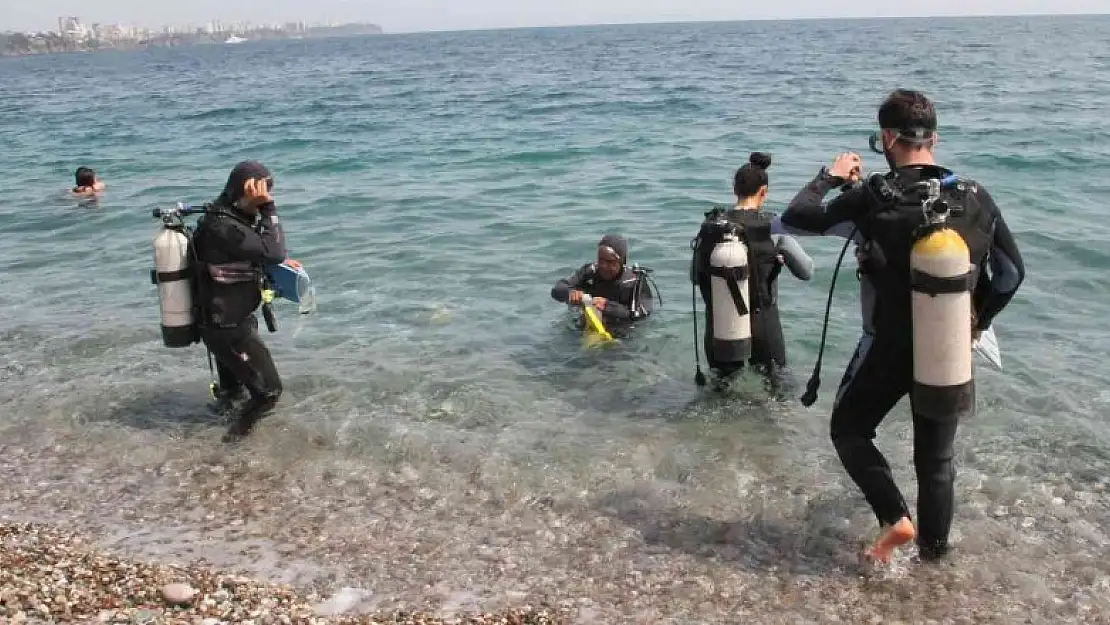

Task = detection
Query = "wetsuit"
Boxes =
[192,162,286,437]
[777,164,1025,559]
[692,208,813,378]
[551,264,655,330]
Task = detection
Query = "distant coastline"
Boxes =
[0,22,384,58]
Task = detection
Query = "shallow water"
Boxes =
[1,15,1109,623]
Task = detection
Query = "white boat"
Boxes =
[224,35,247,44]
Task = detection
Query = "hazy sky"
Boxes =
[3,0,1107,33]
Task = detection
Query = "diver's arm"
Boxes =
[214,204,287,265]
[777,172,865,237]
[974,206,1025,331]
[771,234,814,281]
[551,264,590,303]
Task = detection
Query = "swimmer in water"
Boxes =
[71,167,106,200]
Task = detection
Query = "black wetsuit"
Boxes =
[779,164,1025,559]
[191,164,287,437]
[551,263,654,330]
[692,209,787,376]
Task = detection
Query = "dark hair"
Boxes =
[75,166,95,188]
[217,160,272,205]
[733,152,772,198]
[878,89,937,142]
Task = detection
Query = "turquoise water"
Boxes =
[2,15,1110,619]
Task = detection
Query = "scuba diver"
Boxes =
[776,89,1025,564]
[550,233,657,336]
[191,161,287,442]
[690,152,813,390]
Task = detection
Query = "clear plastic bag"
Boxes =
[973,326,1002,371]
[296,272,317,315]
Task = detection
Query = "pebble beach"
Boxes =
[4,419,1109,624]
[0,523,564,625]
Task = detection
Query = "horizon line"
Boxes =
[380,10,1108,35]
[5,10,1107,36]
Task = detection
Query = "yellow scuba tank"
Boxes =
[909,175,975,420]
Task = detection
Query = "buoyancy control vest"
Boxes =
[190,209,277,332]
[856,168,996,336]
[574,262,657,323]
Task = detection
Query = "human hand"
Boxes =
[829,152,862,182]
[242,177,273,207]
[776,253,785,265]
[568,290,583,305]
[591,296,608,311]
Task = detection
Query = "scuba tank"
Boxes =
[150,203,207,348]
[909,175,976,419]
[690,209,752,386]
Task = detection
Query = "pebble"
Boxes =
[162,582,198,605]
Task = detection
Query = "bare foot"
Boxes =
[863,517,916,564]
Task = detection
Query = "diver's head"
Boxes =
[219,160,273,216]
[596,233,628,281]
[875,89,938,170]
[733,151,772,207]
[74,167,96,189]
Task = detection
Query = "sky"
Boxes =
[3,0,1107,34]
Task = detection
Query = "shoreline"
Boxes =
[0,28,384,59]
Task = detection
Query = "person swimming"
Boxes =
[71,166,105,202]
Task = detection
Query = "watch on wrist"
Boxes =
[819,165,846,186]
